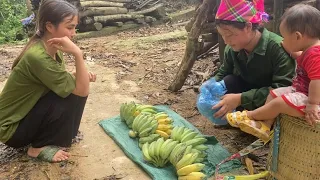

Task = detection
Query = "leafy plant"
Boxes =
[0,0,27,44]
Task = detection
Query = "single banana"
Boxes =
[164,129,172,135]
[183,145,193,156]
[194,157,204,163]
[193,145,208,151]
[155,138,165,160]
[136,115,150,131]
[191,149,201,154]
[159,139,173,160]
[171,126,179,140]
[160,140,179,160]
[155,130,169,139]
[158,118,173,124]
[127,116,135,128]
[170,143,188,166]
[138,118,152,133]
[132,114,143,132]
[150,121,159,134]
[157,124,172,131]
[198,152,207,158]
[139,134,160,144]
[128,130,137,138]
[139,127,153,137]
[175,127,185,141]
[176,153,199,170]
[141,108,157,114]
[185,138,207,147]
[169,143,185,165]
[148,141,156,160]
[142,142,152,162]
[180,128,194,140]
[136,105,155,111]
[178,172,206,180]
[181,132,199,143]
[155,113,168,120]
[125,104,136,125]
[177,163,205,176]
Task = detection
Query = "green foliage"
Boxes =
[0,0,27,44]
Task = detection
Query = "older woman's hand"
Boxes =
[212,93,241,118]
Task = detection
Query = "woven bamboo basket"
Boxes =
[267,114,320,180]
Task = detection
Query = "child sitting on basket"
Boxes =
[225,4,320,142]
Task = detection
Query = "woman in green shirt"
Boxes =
[207,0,296,124]
[0,0,95,162]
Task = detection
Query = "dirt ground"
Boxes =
[0,19,269,179]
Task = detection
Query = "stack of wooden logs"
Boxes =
[75,0,167,32]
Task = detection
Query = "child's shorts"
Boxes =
[270,86,310,114]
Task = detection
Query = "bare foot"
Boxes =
[27,146,70,162]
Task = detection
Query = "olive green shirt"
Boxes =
[214,29,296,110]
[0,41,75,143]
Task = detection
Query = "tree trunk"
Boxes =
[168,0,218,91]
[316,0,320,10]
[82,16,95,25]
[79,22,103,32]
[75,23,140,40]
[94,14,144,23]
[80,7,128,18]
[80,1,124,7]
[26,0,33,15]
[273,0,284,34]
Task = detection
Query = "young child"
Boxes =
[0,0,96,162]
[225,4,320,142]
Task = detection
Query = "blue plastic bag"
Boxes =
[197,78,228,125]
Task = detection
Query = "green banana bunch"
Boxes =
[129,113,158,138]
[169,143,188,166]
[135,104,157,116]
[139,134,161,144]
[120,101,137,128]
[142,138,179,167]
[159,139,179,165]
[175,152,199,170]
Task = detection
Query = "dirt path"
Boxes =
[0,23,268,179]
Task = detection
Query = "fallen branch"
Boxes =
[80,7,128,18]
[94,14,144,23]
[75,23,140,40]
[78,22,103,32]
[131,3,163,15]
[80,1,124,7]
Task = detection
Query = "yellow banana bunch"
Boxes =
[178,172,206,180]
[177,163,205,176]
[155,130,170,139]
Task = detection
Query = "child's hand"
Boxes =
[304,103,319,127]
[88,71,96,82]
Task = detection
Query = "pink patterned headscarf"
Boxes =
[215,0,269,24]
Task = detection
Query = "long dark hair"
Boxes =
[12,0,78,69]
